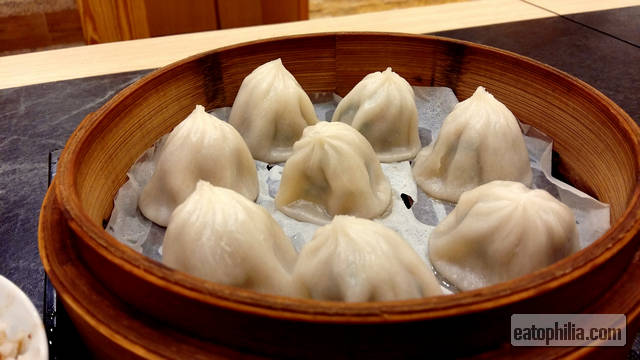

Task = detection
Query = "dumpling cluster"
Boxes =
[130,59,581,299]
[429,181,579,291]
[413,86,532,203]
[332,67,420,162]
[138,62,449,301]
[229,58,318,163]
[293,216,442,302]
[163,181,301,297]
[139,105,258,226]
[275,121,392,224]
[407,87,579,290]
[164,186,442,301]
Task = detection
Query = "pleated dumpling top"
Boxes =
[228,58,318,163]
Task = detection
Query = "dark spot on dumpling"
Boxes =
[267,164,274,170]
[401,193,414,209]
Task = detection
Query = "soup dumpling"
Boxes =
[228,58,318,163]
[275,122,392,224]
[163,181,301,297]
[429,181,579,291]
[412,86,532,202]
[293,216,442,301]
[139,105,258,226]
[332,67,420,162]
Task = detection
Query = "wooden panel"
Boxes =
[76,0,218,43]
[45,9,84,44]
[0,9,83,53]
[76,0,150,44]
[217,0,308,29]
[120,1,150,39]
[0,13,50,52]
[143,0,218,37]
[0,10,82,52]
[262,0,309,23]
[217,0,263,29]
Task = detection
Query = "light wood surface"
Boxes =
[3,0,638,90]
[47,32,640,358]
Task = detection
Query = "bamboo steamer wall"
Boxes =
[47,33,640,357]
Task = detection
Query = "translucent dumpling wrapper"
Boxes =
[275,121,392,224]
[163,181,301,297]
[429,181,579,291]
[228,58,318,163]
[332,67,420,162]
[139,105,258,226]
[292,216,442,302]
[412,86,532,202]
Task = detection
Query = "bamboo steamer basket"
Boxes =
[40,33,640,358]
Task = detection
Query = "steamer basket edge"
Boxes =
[39,183,640,358]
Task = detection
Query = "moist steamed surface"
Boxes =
[429,180,579,291]
[412,86,533,202]
[292,215,442,302]
[228,58,318,163]
[275,121,392,224]
[162,181,301,297]
[332,67,421,162]
[138,105,258,226]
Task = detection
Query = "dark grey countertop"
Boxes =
[1,5,638,358]
[1,70,151,314]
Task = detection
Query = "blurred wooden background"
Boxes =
[75,0,308,44]
[0,0,463,55]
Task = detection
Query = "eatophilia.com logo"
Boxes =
[511,314,626,346]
